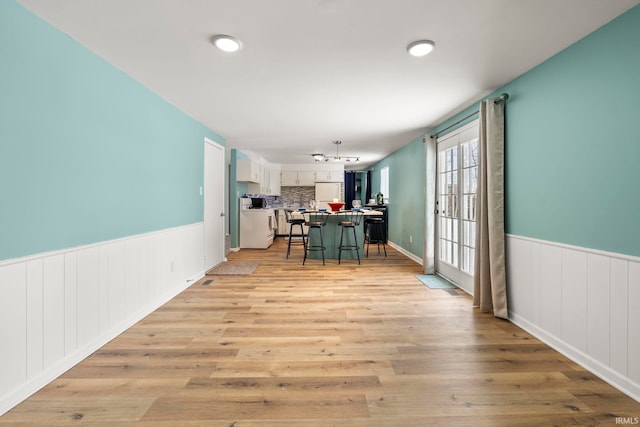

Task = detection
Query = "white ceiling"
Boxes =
[18,0,640,169]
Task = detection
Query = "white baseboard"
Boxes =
[387,240,423,265]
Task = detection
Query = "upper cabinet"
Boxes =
[236,158,260,183]
[281,168,344,186]
[298,171,317,185]
[237,152,344,190]
[238,158,281,196]
[280,170,298,186]
[281,171,316,186]
[315,169,343,182]
[269,166,281,195]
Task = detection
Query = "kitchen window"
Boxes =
[380,166,389,202]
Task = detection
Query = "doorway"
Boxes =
[435,121,479,293]
[204,138,225,270]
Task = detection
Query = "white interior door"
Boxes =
[204,138,225,270]
[435,121,478,293]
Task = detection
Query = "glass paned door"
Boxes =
[435,121,479,292]
[460,140,478,275]
[438,145,459,268]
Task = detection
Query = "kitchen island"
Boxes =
[292,210,383,260]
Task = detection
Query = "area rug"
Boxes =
[415,274,456,289]
[206,261,258,275]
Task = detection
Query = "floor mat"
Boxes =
[415,274,456,289]
[206,261,258,275]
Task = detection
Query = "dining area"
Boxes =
[283,201,387,265]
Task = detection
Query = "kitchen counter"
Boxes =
[292,210,382,260]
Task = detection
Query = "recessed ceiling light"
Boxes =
[407,40,435,57]
[211,35,242,53]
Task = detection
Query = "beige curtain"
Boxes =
[423,135,437,274]
[473,97,508,319]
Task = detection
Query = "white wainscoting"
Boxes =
[506,234,640,402]
[0,223,206,415]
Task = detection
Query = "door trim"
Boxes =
[204,137,226,270]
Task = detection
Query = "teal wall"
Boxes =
[499,5,640,256]
[0,1,225,261]
[370,136,425,258]
[376,4,640,258]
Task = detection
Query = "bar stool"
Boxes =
[284,209,306,259]
[303,211,330,266]
[338,210,364,265]
[363,216,387,257]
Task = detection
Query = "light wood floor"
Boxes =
[2,238,639,426]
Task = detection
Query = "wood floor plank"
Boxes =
[141,394,370,421]
[1,237,639,425]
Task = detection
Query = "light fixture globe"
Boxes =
[211,35,242,52]
[407,40,435,57]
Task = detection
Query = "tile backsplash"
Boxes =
[279,186,315,208]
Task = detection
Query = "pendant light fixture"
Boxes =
[310,141,360,163]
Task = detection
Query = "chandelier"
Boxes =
[311,141,360,163]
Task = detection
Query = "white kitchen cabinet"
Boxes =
[298,171,316,185]
[260,165,270,193]
[270,167,281,195]
[315,169,344,182]
[281,170,316,186]
[280,171,297,186]
[236,158,260,183]
[258,166,280,195]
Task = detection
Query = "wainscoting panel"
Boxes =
[561,249,588,353]
[629,262,640,383]
[610,257,629,377]
[26,259,44,379]
[76,247,100,349]
[507,234,640,402]
[43,255,65,370]
[0,263,27,397]
[539,244,562,339]
[587,253,611,366]
[64,252,78,356]
[0,223,205,415]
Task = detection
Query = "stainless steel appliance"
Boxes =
[250,197,267,209]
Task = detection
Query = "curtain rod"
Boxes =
[427,93,509,140]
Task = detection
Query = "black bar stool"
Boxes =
[363,215,387,257]
[303,211,330,265]
[338,210,364,264]
[284,209,306,259]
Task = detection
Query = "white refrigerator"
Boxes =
[315,182,341,210]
